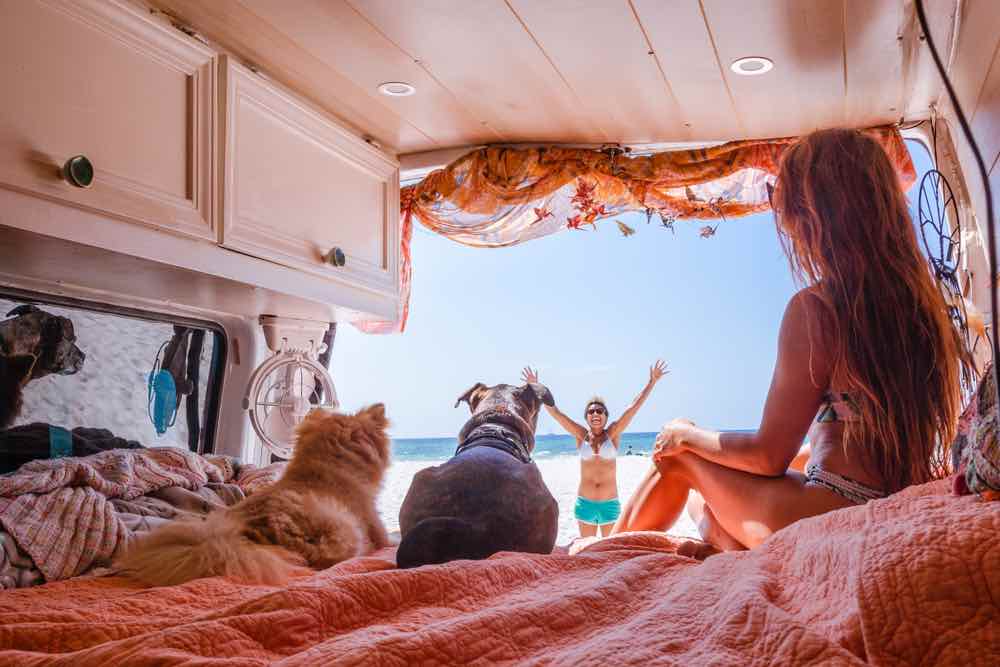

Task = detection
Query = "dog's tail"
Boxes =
[395,517,499,569]
[116,511,307,586]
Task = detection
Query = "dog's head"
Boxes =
[455,382,554,450]
[0,305,85,380]
[291,404,391,485]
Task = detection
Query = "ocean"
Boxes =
[378,432,700,545]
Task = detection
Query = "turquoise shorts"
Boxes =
[574,496,621,525]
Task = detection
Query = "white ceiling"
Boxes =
[148,0,958,158]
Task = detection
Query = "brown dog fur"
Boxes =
[116,404,391,586]
[0,354,36,429]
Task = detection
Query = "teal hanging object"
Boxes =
[148,338,180,436]
[148,368,178,435]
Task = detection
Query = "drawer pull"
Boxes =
[324,247,346,267]
[62,155,94,188]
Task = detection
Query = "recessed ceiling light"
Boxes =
[730,57,774,76]
[378,82,416,97]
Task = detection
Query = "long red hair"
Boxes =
[773,128,969,492]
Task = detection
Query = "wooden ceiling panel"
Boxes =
[148,0,430,152]
[149,0,960,155]
[632,0,742,141]
[843,0,905,129]
[349,0,599,144]
[240,0,496,150]
[948,0,1000,158]
[507,0,686,144]
[970,47,1000,175]
[702,0,846,139]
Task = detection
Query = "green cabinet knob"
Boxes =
[62,155,94,188]
[324,247,346,267]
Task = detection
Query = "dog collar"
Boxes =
[455,423,532,464]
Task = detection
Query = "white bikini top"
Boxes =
[579,436,617,461]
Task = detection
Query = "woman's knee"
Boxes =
[654,451,698,481]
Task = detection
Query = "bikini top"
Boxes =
[815,391,860,423]
[579,436,617,460]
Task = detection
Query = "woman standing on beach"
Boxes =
[612,129,968,552]
[522,362,668,537]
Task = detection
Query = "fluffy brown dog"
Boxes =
[117,404,391,586]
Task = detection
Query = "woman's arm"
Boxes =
[545,404,589,443]
[522,367,588,442]
[607,360,668,440]
[654,291,829,476]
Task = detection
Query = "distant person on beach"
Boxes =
[612,129,968,552]
[521,361,668,538]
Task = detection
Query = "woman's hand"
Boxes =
[652,418,695,463]
[649,360,669,385]
[521,366,540,384]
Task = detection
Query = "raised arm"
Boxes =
[607,360,668,440]
[653,291,829,475]
[522,367,588,443]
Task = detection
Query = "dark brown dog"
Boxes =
[0,354,36,429]
[0,305,85,429]
[396,382,559,568]
[0,305,85,380]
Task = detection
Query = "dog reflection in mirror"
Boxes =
[0,305,86,428]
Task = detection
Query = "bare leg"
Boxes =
[699,505,747,551]
[614,452,855,548]
[686,490,706,526]
[578,521,598,538]
[611,462,690,534]
[598,522,616,537]
[686,492,744,550]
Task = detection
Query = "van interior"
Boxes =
[1,0,998,663]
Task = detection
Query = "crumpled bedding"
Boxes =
[0,532,42,589]
[0,448,284,587]
[0,479,996,666]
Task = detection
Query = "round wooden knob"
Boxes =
[62,155,94,188]
[324,247,346,267]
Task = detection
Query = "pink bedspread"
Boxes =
[0,448,282,582]
[0,479,997,666]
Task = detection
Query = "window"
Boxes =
[0,293,224,473]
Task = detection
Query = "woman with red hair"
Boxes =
[613,128,969,550]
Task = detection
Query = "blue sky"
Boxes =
[333,140,932,438]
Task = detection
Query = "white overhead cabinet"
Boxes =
[0,0,401,324]
[0,0,216,240]
[219,56,400,299]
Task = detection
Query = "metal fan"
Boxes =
[243,317,339,459]
[916,168,979,401]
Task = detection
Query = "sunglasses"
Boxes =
[586,407,606,416]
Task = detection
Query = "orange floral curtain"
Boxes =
[356,125,914,333]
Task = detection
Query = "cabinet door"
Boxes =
[0,0,216,240]
[220,57,400,297]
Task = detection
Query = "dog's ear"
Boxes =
[6,305,41,318]
[455,383,488,410]
[359,403,388,429]
[527,383,555,407]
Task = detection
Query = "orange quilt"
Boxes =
[0,480,997,666]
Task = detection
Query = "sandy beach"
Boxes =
[377,455,700,546]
